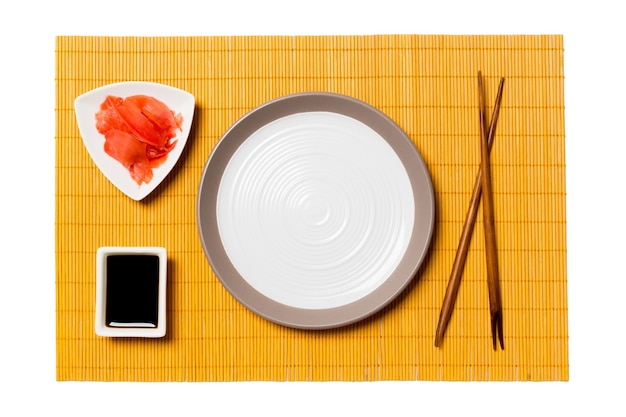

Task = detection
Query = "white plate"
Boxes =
[75,82,195,201]
[197,93,435,329]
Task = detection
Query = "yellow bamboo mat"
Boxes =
[55,35,567,381]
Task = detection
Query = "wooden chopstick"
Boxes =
[434,74,505,348]
[478,71,504,350]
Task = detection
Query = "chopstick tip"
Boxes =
[491,311,504,351]
[498,315,504,350]
[434,320,444,348]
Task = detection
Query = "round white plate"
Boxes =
[197,93,434,329]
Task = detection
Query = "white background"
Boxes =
[1,0,624,415]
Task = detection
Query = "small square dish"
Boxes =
[75,82,195,201]
[95,246,167,338]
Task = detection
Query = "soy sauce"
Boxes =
[105,254,159,328]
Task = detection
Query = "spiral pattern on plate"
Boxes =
[217,111,415,309]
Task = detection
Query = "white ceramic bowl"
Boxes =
[75,82,195,201]
[95,246,167,338]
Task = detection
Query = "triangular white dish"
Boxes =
[75,82,195,201]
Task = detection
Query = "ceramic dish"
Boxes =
[75,82,195,201]
[197,92,434,329]
[95,246,167,338]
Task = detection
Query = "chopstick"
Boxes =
[434,73,505,349]
[478,71,504,350]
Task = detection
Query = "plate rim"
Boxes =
[197,92,435,329]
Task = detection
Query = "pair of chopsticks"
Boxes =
[434,71,505,350]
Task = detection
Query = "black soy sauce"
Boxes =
[105,254,159,328]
